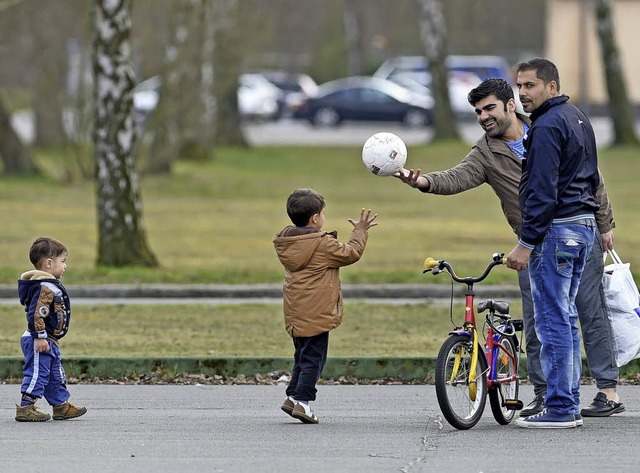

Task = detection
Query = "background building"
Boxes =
[546,0,640,111]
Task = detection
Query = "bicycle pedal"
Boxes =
[504,399,524,410]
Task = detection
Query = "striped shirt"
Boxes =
[507,122,529,159]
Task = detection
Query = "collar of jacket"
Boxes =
[530,94,569,122]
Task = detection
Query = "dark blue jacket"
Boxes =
[18,270,71,345]
[519,95,599,247]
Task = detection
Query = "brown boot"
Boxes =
[52,401,87,420]
[15,403,51,422]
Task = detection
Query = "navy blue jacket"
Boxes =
[519,95,600,247]
[18,270,71,345]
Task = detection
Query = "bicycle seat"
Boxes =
[477,299,510,315]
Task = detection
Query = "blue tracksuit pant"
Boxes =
[20,334,70,406]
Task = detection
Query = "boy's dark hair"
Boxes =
[467,78,514,109]
[286,188,325,227]
[515,57,561,92]
[29,237,67,268]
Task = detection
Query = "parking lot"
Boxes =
[1,383,638,472]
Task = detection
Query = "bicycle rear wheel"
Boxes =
[435,334,487,430]
[488,335,519,425]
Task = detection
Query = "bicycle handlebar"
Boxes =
[423,253,506,285]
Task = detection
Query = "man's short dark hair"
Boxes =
[29,236,67,268]
[515,57,560,92]
[286,188,325,227]
[467,78,514,108]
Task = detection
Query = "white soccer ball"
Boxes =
[362,132,407,177]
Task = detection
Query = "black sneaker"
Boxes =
[519,394,545,417]
[580,392,625,417]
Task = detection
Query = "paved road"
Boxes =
[242,116,634,148]
[1,383,638,473]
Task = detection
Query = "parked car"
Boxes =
[389,71,482,120]
[258,71,319,117]
[237,73,282,121]
[373,55,514,84]
[133,76,161,126]
[293,76,434,127]
[133,74,281,124]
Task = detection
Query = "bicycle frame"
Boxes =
[447,292,481,400]
[486,324,519,391]
[426,254,519,397]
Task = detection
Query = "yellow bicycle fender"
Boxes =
[449,347,463,383]
[468,329,478,401]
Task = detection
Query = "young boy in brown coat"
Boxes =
[273,189,377,423]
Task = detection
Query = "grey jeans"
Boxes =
[518,229,619,397]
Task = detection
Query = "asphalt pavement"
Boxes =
[0,383,638,473]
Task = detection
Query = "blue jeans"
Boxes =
[528,222,595,415]
[518,228,618,397]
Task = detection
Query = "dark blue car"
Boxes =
[294,76,434,127]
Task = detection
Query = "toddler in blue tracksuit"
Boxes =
[15,236,87,422]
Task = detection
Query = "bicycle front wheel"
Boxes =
[488,335,519,425]
[435,334,488,430]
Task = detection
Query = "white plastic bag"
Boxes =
[602,249,640,367]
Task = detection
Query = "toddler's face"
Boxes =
[46,253,68,279]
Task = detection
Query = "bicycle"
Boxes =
[423,253,524,430]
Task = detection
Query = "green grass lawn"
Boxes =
[2,141,638,286]
[0,300,523,357]
[3,139,629,358]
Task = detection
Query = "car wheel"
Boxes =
[312,107,340,127]
[403,109,429,128]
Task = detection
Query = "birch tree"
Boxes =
[594,0,639,146]
[417,0,459,140]
[93,0,157,267]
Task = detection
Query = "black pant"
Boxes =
[286,331,329,402]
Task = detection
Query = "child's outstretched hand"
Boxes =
[348,208,378,231]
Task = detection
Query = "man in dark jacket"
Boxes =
[507,58,603,428]
[395,77,621,424]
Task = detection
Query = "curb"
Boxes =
[0,283,523,300]
[2,356,638,382]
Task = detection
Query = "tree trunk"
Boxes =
[144,0,220,173]
[343,0,362,76]
[0,97,39,175]
[214,0,247,147]
[594,0,639,146]
[144,0,197,174]
[417,0,459,140]
[93,0,158,267]
[31,12,67,148]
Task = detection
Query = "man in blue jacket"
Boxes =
[507,58,600,428]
